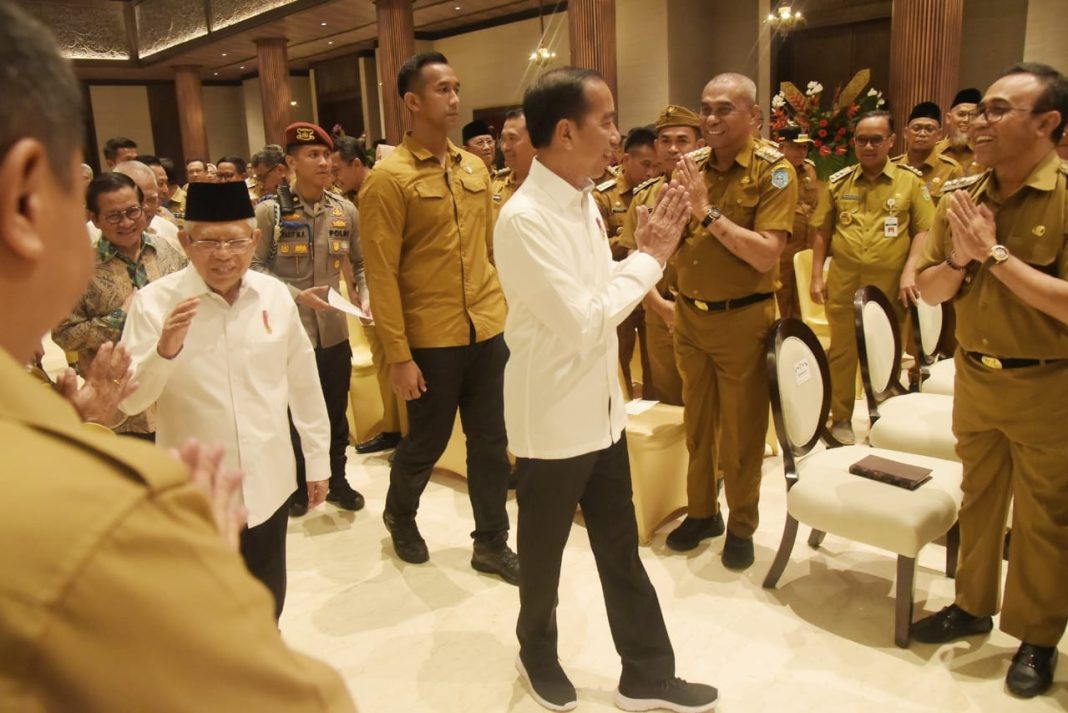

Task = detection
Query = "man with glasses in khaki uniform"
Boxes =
[912,62,1068,700]
[810,110,935,444]
[892,101,964,204]
[663,75,797,570]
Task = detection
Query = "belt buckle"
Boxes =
[694,298,709,312]
[980,355,1003,370]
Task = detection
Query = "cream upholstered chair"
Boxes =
[764,318,963,647]
[911,298,955,396]
[793,249,830,348]
[855,286,957,462]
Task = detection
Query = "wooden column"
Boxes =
[256,38,293,147]
[375,0,414,144]
[888,0,963,151]
[174,66,209,163]
[568,0,617,100]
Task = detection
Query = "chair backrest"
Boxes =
[766,318,834,480]
[911,297,946,365]
[792,249,827,327]
[854,285,905,421]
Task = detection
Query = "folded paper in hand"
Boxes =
[327,287,371,320]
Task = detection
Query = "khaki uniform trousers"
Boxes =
[953,351,1068,646]
[674,297,774,536]
[826,260,904,422]
[644,304,683,406]
[365,323,408,436]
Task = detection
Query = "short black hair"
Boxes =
[856,110,895,133]
[333,136,372,167]
[1000,62,1068,142]
[504,109,525,122]
[0,2,83,187]
[135,154,161,168]
[523,67,604,149]
[104,136,138,161]
[86,172,142,214]
[624,126,657,153]
[255,145,286,170]
[216,155,247,174]
[397,51,449,98]
[159,157,179,184]
[186,158,206,169]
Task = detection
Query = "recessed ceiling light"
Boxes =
[213,72,219,76]
[290,100,298,106]
[320,21,327,26]
[221,53,227,57]
[239,65,245,69]
[328,41,334,45]
[455,5,461,9]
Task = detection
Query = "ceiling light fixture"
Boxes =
[764,2,804,37]
[290,100,298,106]
[528,0,556,66]
[320,21,327,26]
[328,41,334,45]
[221,53,228,57]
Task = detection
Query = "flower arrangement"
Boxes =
[769,69,886,179]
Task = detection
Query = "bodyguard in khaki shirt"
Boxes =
[254,122,367,515]
[912,64,1068,698]
[358,52,516,583]
[891,101,964,204]
[0,8,354,707]
[663,74,797,568]
[811,112,934,439]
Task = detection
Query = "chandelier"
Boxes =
[529,0,557,65]
[765,3,804,36]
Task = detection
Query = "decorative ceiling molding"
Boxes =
[137,0,209,57]
[22,1,130,60]
[211,0,301,31]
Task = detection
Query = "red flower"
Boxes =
[819,145,832,157]
[834,146,847,155]
[819,119,828,128]
[818,129,828,138]
[813,139,823,147]
[836,127,847,136]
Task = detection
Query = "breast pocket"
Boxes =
[460,175,489,219]
[725,184,760,227]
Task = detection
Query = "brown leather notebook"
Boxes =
[849,455,933,490]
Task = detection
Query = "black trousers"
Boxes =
[239,499,289,620]
[291,340,353,503]
[516,435,675,684]
[386,333,510,541]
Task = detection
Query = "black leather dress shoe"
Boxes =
[665,514,725,551]
[1007,643,1057,698]
[911,604,993,643]
[288,499,308,518]
[326,483,366,511]
[471,537,519,585]
[355,432,402,454]
[721,531,755,570]
[383,511,429,564]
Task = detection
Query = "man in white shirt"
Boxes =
[121,181,331,618]
[493,67,718,713]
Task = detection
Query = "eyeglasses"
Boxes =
[854,136,888,147]
[188,238,254,254]
[974,102,1037,124]
[101,205,144,225]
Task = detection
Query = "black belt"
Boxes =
[966,351,1067,370]
[677,291,773,313]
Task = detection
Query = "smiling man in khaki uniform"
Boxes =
[810,111,935,443]
[892,101,964,204]
[911,62,1068,700]
[0,5,354,709]
[665,75,797,569]
[936,88,984,176]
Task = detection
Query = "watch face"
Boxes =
[991,245,1009,262]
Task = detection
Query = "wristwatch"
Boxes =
[701,206,721,229]
[988,244,1010,265]
[945,250,967,272]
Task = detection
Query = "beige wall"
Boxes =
[616,0,669,130]
[434,13,570,145]
[1024,0,1067,70]
[203,85,249,162]
[241,76,315,154]
[959,0,1028,94]
[667,0,760,109]
[89,85,155,167]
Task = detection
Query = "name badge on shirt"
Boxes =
[884,215,899,238]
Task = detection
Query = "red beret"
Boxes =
[285,122,333,151]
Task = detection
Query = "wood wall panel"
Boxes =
[376,0,415,144]
[174,66,210,163]
[256,38,294,146]
[568,0,617,100]
[147,83,184,165]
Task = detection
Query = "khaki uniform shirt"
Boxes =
[52,234,187,434]
[620,174,678,298]
[918,151,1068,358]
[358,133,507,363]
[0,350,355,712]
[791,159,828,249]
[891,150,964,203]
[491,168,518,235]
[814,160,935,272]
[253,189,364,350]
[593,172,636,259]
[676,138,798,301]
[935,137,982,176]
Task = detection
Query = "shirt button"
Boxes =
[693,260,698,265]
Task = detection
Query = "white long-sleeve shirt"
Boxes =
[493,158,663,460]
[120,266,330,527]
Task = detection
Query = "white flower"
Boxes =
[867,88,878,97]
[805,81,823,97]
[771,93,786,109]
[877,97,885,106]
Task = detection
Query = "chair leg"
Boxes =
[763,514,800,589]
[945,522,960,579]
[807,529,826,549]
[895,555,916,648]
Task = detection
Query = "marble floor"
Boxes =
[279,420,1067,712]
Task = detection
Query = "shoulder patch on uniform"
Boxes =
[595,178,617,192]
[632,175,664,197]
[897,163,924,178]
[940,172,986,193]
[829,165,855,183]
[770,166,791,189]
[754,144,785,163]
